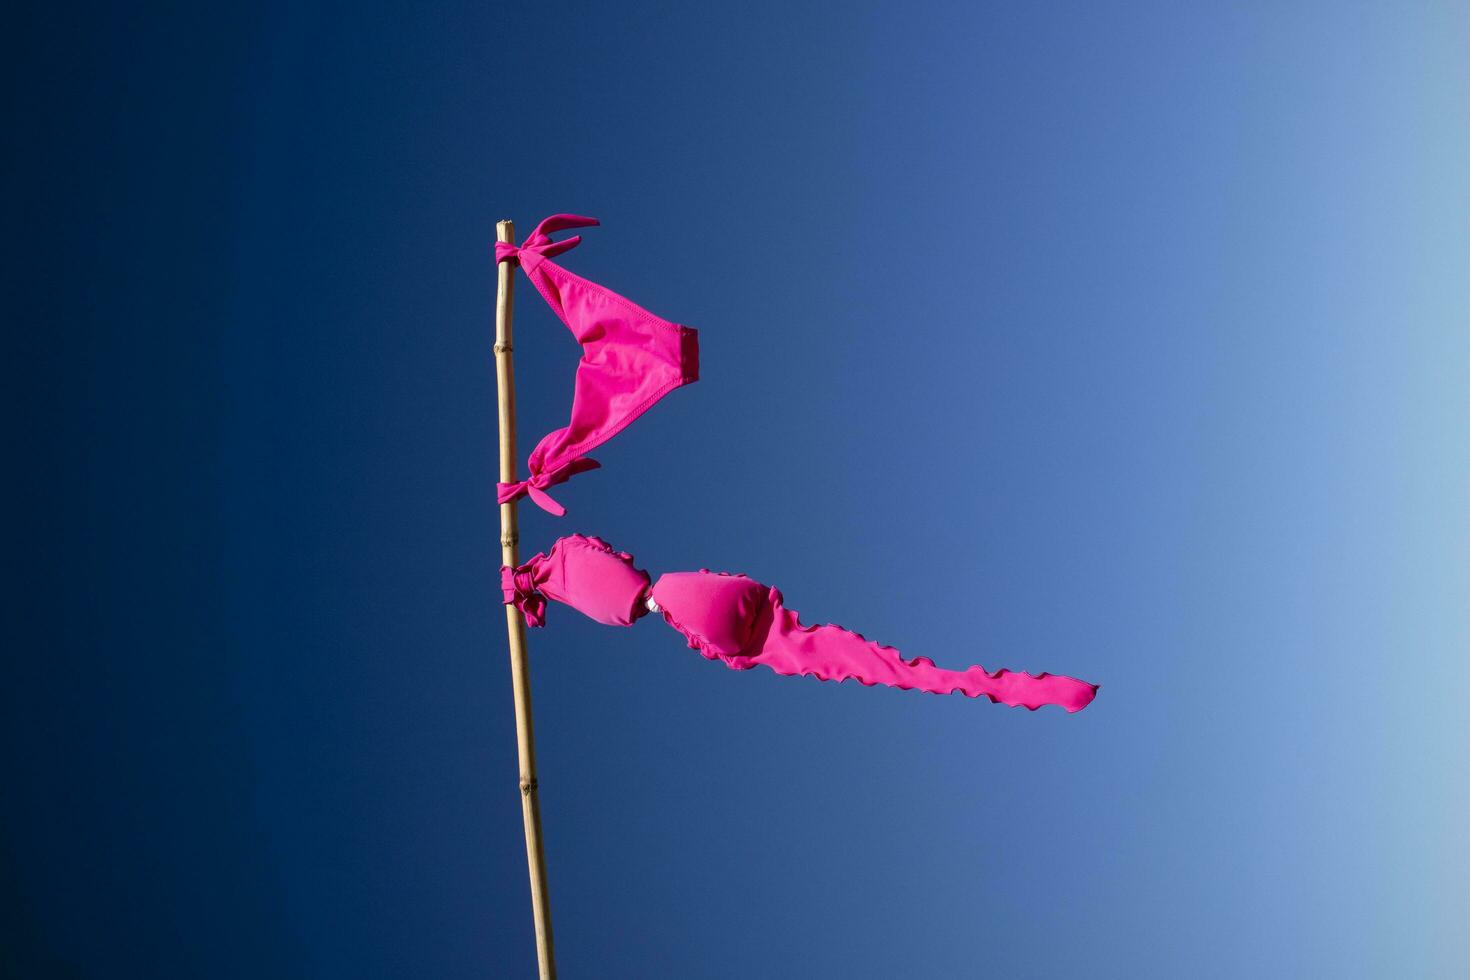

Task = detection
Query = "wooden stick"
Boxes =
[494,219,557,979]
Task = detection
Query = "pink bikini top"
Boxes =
[504,535,1098,712]
[494,214,699,516]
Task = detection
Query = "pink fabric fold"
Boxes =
[494,215,699,516]
[502,537,1098,713]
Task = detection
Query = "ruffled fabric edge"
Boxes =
[656,572,1098,713]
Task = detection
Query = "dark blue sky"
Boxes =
[9,3,1469,977]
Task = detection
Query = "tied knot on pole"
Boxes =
[497,457,601,517]
[501,564,547,628]
[494,213,599,271]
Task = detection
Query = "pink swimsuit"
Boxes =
[496,216,1098,712]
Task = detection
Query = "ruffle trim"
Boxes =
[657,573,1098,712]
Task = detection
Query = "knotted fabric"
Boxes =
[503,535,1099,713]
[494,458,601,519]
[500,564,548,628]
[495,215,699,516]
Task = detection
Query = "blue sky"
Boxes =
[9,2,1469,977]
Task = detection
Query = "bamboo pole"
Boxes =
[494,219,557,978]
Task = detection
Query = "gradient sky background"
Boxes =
[9,2,1470,977]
